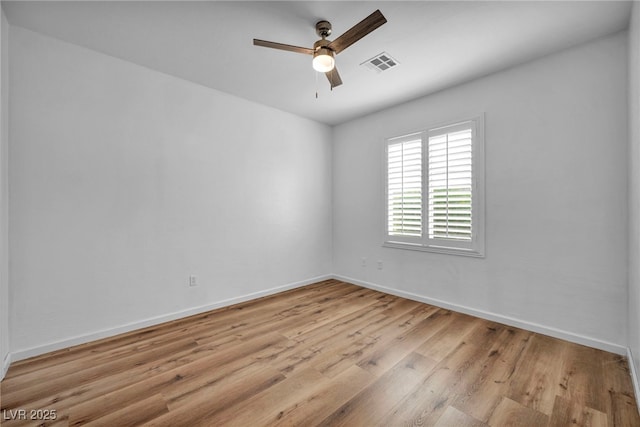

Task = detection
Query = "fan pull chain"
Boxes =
[315,71,319,99]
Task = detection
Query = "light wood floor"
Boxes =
[1,279,639,426]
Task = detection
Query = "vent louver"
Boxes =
[362,52,399,72]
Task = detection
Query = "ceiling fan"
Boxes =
[253,9,387,90]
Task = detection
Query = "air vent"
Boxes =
[361,52,399,73]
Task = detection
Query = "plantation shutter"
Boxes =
[428,122,474,241]
[387,134,422,237]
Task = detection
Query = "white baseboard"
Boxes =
[10,274,332,363]
[333,274,628,356]
[1,351,10,380]
[628,347,640,410]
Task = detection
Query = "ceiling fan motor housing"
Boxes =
[315,20,332,38]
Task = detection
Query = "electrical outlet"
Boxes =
[377,260,383,270]
[189,275,198,287]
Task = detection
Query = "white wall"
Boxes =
[1,10,10,379]
[628,0,640,381]
[8,26,333,357]
[333,32,629,352]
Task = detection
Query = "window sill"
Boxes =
[383,241,485,258]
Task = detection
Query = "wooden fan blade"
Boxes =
[253,39,314,55]
[325,67,343,89]
[327,10,387,54]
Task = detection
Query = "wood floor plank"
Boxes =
[414,310,479,361]
[162,339,293,408]
[377,340,484,426]
[3,331,283,424]
[487,396,549,426]
[66,332,288,425]
[504,333,566,415]
[548,395,609,427]
[356,306,444,377]
[266,298,421,378]
[262,365,375,427]
[557,343,608,413]
[452,327,533,423]
[277,288,382,339]
[601,352,640,427]
[2,337,199,408]
[139,365,286,426]
[379,317,512,425]
[434,406,488,427]
[172,367,326,427]
[2,335,200,393]
[315,351,436,427]
[1,280,638,426]
[313,304,438,378]
[82,394,169,427]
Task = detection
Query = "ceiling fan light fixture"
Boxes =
[312,48,335,72]
[253,9,387,88]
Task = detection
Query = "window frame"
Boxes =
[383,115,485,258]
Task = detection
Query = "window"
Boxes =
[385,116,485,257]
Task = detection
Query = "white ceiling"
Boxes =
[2,1,633,125]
